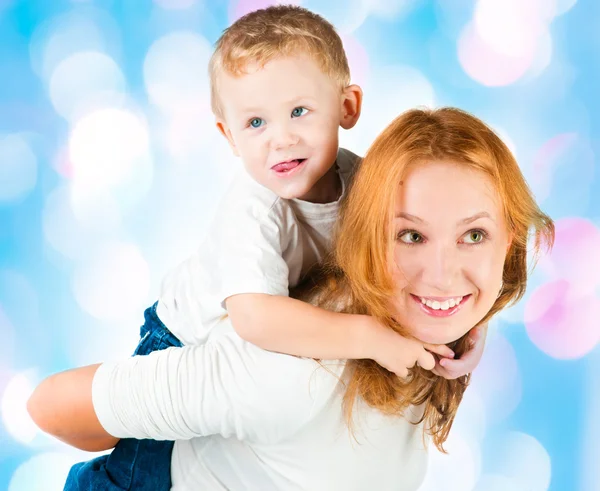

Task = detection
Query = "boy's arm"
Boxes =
[27,364,119,451]
[226,293,454,376]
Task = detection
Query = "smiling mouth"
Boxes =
[411,294,472,317]
[271,159,306,173]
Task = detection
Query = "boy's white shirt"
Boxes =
[92,147,430,489]
[156,147,359,346]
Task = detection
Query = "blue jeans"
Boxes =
[64,303,183,491]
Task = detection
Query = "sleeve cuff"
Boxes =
[91,360,128,438]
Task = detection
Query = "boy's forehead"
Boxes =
[216,54,337,109]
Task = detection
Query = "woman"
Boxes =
[28,107,554,490]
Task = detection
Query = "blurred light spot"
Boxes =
[43,184,122,261]
[458,23,535,86]
[366,0,418,19]
[470,333,521,421]
[0,271,40,347]
[555,0,577,15]
[228,0,280,23]
[453,389,487,443]
[154,0,198,8]
[1,371,38,444]
[69,108,153,205]
[340,35,370,89]
[144,31,212,114]
[0,134,37,204]
[474,0,550,57]
[48,51,126,121]
[487,432,551,491]
[525,279,600,359]
[418,431,479,491]
[8,452,78,491]
[0,304,16,371]
[474,474,522,491]
[341,65,435,155]
[29,9,116,83]
[72,241,150,321]
[521,30,553,82]
[304,0,368,33]
[531,133,595,216]
[538,217,600,292]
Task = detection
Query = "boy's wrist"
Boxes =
[349,314,379,360]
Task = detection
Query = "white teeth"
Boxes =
[420,296,463,310]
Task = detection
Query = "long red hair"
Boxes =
[297,107,554,450]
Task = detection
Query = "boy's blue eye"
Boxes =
[249,118,264,128]
[291,107,308,118]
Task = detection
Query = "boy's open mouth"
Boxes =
[271,159,307,173]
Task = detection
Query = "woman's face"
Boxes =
[389,160,511,345]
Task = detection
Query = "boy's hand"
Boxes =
[432,323,488,380]
[366,319,455,378]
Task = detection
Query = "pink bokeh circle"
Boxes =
[538,217,600,292]
[525,279,600,359]
[229,0,295,23]
[457,23,536,86]
[340,35,370,89]
[531,133,595,205]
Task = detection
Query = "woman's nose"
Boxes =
[420,243,460,292]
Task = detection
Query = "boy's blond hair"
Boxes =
[209,5,351,119]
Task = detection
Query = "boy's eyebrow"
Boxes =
[237,96,316,116]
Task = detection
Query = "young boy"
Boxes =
[33,5,486,489]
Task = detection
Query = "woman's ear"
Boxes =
[216,119,240,156]
[340,84,363,130]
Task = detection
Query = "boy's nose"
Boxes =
[270,124,299,150]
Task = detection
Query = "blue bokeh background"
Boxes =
[0,1,598,490]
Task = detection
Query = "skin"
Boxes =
[390,161,511,346]
[215,54,362,203]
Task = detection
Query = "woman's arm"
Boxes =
[27,364,119,451]
[28,336,322,446]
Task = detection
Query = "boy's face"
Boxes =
[216,54,361,202]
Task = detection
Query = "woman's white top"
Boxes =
[92,323,429,491]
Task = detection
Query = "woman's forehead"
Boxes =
[394,161,503,225]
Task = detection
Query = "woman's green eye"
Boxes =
[398,231,423,244]
[464,231,485,244]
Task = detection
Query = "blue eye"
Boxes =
[291,107,308,118]
[249,118,264,128]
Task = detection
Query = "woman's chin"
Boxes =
[412,324,468,346]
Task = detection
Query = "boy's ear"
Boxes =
[340,84,363,130]
[216,120,240,156]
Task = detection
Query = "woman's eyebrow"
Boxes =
[460,211,495,224]
[395,212,425,224]
[394,211,495,225]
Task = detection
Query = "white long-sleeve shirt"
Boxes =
[93,323,430,490]
[157,148,359,346]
